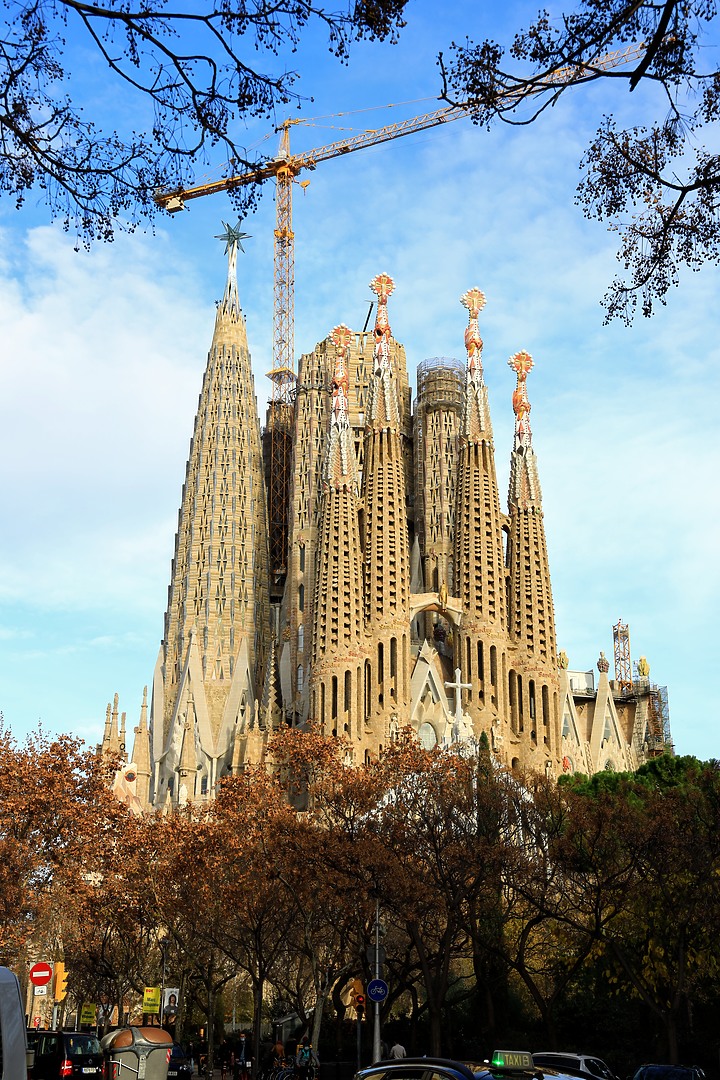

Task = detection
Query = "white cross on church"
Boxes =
[445,667,472,741]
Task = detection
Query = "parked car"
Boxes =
[31,1031,103,1080]
[631,1067,704,1080]
[533,1054,619,1080]
[167,1044,192,1080]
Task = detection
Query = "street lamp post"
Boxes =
[372,900,381,1063]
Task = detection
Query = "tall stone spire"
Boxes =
[176,704,198,805]
[131,686,152,810]
[280,334,332,725]
[100,694,123,760]
[310,325,366,752]
[361,275,411,749]
[506,351,556,659]
[259,636,282,733]
[453,288,508,733]
[506,350,559,757]
[151,222,271,801]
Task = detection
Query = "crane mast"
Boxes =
[155,40,648,587]
[267,127,297,591]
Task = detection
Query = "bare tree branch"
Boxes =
[440,0,719,321]
[0,0,407,244]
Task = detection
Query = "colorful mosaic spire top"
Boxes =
[461,287,486,383]
[509,349,534,450]
[330,324,352,429]
[370,272,395,305]
[370,273,394,374]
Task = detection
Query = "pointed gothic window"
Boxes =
[562,707,572,738]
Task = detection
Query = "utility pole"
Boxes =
[159,938,169,1028]
[373,900,381,1062]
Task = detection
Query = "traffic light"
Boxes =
[54,962,68,1002]
[354,992,365,1017]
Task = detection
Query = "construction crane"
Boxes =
[155,41,648,588]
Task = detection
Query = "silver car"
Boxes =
[533,1054,618,1080]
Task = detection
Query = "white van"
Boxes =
[0,968,31,1080]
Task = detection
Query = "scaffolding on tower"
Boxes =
[613,618,632,693]
[645,686,666,756]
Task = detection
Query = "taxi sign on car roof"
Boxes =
[491,1052,535,1071]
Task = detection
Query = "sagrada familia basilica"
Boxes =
[102,231,672,812]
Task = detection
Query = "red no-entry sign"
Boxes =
[29,962,53,987]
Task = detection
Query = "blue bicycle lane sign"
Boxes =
[367,979,389,1002]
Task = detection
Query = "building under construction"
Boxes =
[102,240,673,809]
[558,620,673,775]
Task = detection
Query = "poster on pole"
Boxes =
[163,988,180,1024]
[80,1003,97,1025]
[143,987,161,1014]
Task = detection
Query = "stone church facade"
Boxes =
[102,237,672,810]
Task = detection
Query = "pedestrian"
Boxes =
[295,1037,319,1080]
[234,1035,251,1080]
[389,1041,406,1059]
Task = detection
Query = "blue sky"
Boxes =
[0,0,718,761]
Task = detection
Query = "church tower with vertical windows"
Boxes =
[147,225,270,806]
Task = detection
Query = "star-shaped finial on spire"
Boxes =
[215,220,251,255]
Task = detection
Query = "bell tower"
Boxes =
[360,274,412,751]
[453,288,508,737]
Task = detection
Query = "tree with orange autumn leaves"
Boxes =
[2,717,719,1066]
[0,720,118,971]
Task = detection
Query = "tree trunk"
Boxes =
[253,973,265,1076]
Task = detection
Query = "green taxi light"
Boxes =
[491,1052,534,1071]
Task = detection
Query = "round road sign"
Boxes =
[367,978,389,1002]
[29,962,53,987]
